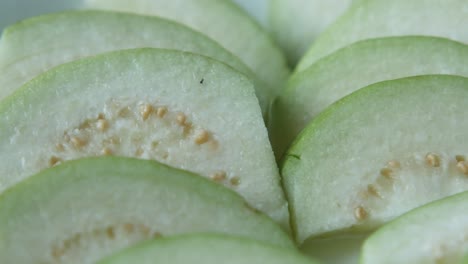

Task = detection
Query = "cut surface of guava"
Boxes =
[269,0,353,65]
[361,191,468,264]
[270,36,468,159]
[85,0,290,115]
[281,75,468,244]
[0,157,293,264]
[0,48,289,228]
[296,0,468,71]
[98,233,315,264]
[0,10,254,102]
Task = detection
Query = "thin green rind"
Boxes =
[296,0,468,71]
[269,0,353,66]
[270,36,468,159]
[361,191,468,264]
[0,10,257,103]
[98,233,314,264]
[0,157,294,264]
[85,0,290,116]
[0,48,289,229]
[281,75,468,243]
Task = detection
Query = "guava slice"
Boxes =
[0,157,294,264]
[269,0,353,65]
[361,191,468,264]
[296,0,468,71]
[0,10,254,102]
[270,36,468,159]
[85,0,290,115]
[0,48,289,228]
[281,75,468,244]
[98,233,315,264]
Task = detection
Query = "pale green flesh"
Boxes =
[297,0,468,72]
[270,36,468,159]
[361,191,468,264]
[0,157,293,264]
[98,233,315,264]
[0,49,289,229]
[301,232,368,264]
[269,0,353,65]
[0,10,254,102]
[85,0,290,115]
[281,75,468,244]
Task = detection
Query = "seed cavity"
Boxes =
[70,136,87,149]
[194,130,210,145]
[354,206,368,221]
[101,147,113,156]
[455,155,466,162]
[55,143,65,152]
[210,171,226,182]
[135,148,144,157]
[380,168,394,179]
[49,156,62,167]
[106,227,115,240]
[96,119,109,132]
[118,107,132,118]
[425,153,441,167]
[230,176,241,186]
[51,223,160,261]
[156,107,168,118]
[176,113,187,126]
[139,104,153,121]
[367,184,381,198]
[456,161,468,176]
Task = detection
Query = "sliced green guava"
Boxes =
[270,36,468,159]
[0,157,293,264]
[296,0,468,71]
[0,48,289,228]
[281,75,468,244]
[98,233,315,264]
[85,0,290,115]
[269,0,353,65]
[0,10,255,102]
[361,191,468,264]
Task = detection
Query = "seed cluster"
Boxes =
[44,99,239,188]
[353,153,468,221]
[51,222,161,261]
[209,170,241,186]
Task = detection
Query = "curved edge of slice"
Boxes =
[85,0,291,115]
[296,0,468,72]
[0,157,294,264]
[98,233,317,264]
[361,191,468,264]
[281,75,468,243]
[269,36,468,159]
[0,48,289,230]
[0,10,255,102]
